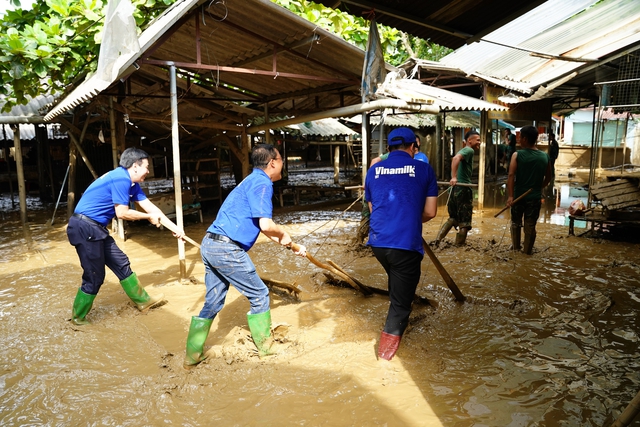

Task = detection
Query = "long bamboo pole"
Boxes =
[12,126,27,225]
[169,64,187,281]
[610,388,640,427]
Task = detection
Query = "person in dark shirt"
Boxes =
[435,130,481,246]
[506,126,552,254]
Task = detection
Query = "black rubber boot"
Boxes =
[435,219,456,245]
[523,221,536,255]
[455,228,468,246]
[510,224,522,251]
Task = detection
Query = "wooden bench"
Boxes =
[569,212,640,237]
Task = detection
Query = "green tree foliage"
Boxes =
[0,0,174,112]
[273,0,451,66]
[0,0,451,113]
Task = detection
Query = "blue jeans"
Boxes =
[198,237,270,319]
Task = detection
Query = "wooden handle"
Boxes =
[436,181,477,187]
[494,188,533,218]
[421,238,465,302]
[159,217,201,249]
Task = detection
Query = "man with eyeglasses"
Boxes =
[365,127,438,361]
[184,144,306,368]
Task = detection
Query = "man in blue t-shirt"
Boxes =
[365,127,438,361]
[67,147,183,326]
[184,144,307,369]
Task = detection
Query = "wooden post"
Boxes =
[241,114,250,178]
[263,103,270,145]
[435,115,443,180]
[333,145,340,184]
[67,141,77,220]
[478,109,489,211]
[109,98,125,240]
[169,64,187,281]
[2,125,15,208]
[12,126,28,224]
[361,113,369,185]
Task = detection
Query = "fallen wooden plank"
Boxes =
[592,185,639,199]
[592,179,638,190]
[592,183,637,194]
[602,193,640,207]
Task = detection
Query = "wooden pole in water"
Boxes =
[421,238,465,302]
[333,145,340,184]
[12,125,27,224]
[169,64,187,281]
[610,388,640,427]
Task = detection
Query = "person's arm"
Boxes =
[449,153,463,186]
[259,217,306,256]
[116,199,163,225]
[370,156,383,167]
[421,196,437,222]
[506,152,518,206]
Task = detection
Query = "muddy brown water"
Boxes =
[1,198,640,426]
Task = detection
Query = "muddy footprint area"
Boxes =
[1,208,640,426]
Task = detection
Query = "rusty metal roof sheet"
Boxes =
[440,0,640,95]
[377,72,508,112]
[313,0,545,50]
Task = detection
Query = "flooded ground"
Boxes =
[2,176,640,426]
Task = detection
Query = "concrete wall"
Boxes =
[556,146,631,168]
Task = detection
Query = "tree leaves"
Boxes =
[0,0,172,112]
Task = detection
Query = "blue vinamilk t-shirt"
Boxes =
[365,150,438,254]
[208,168,273,251]
[74,166,147,226]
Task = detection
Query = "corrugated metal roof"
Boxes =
[0,94,57,119]
[377,72,508,111]
[0,123,67,141]
[288,118,357,136]
[313,0,545,50]
[440,0,640,95]
[45,0,199,120]
[346,110,514,129]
